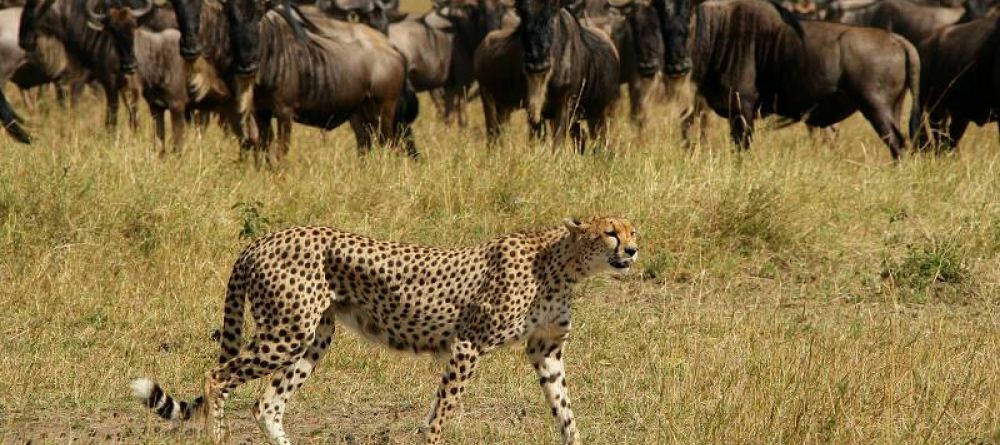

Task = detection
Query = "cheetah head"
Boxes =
[564,216,639,275]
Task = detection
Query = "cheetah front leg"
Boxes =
[422,338,484,444]
[527,333,580,445]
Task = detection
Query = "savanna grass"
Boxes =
[0,83,997,445]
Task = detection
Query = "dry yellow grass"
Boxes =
[0,82,998,445]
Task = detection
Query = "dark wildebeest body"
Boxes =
[165,0,412,163]
[916,16,1000,149]
[84,0,215,155]
[389,0,507,127]
[225,0,411,162]
[475,3,620,151]
[587,0,663,128]
[19,0,142,129]
[826,0,984,43]
[655,0,920,159]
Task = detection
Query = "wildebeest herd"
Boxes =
[0,0,998,161]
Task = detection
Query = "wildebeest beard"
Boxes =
[517,0,557,73]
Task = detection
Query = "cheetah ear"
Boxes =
[563,217,589,235]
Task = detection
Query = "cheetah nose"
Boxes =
[624,247,638,257]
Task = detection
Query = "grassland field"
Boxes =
[0,60,999,445]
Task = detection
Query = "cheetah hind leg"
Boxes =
[253,309,337,445]
[202,332,317,444]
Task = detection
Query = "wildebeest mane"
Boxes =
[272,1,320,42]
[765,0,804,37]
[692,0,805,81]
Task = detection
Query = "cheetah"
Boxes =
[130,216,639,445]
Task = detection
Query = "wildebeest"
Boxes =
[18,0,142,129]
[825,0,986,43]
[586,0,663,128]
[390,0,508,127]
[87,0,227,154]
[475,0,620,151]
[209,0,415,162]
[915,15,999,149]
[654,0,920,159]
[2,4,83,111]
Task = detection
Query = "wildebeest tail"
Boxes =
[896,35,921,147]
[394,63,420,158]
[0,90,31,144]
[130,378,204,421]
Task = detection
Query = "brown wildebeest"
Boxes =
[915,16,999,149]
[585,0,663,128]
[825,0,986,43]
[165,0,413,163]
[389,0,508,127]
[653,0,920,159]
[19,0,148,129]
[2,5,81,114]
[223,0,414,162]
[475,0,620,151]
[88,0,228,154]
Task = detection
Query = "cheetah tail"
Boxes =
[130,378,204,421]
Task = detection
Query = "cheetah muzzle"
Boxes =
[130,215,639,445]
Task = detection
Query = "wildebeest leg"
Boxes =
[588,115,609,154]
[54,84,67,109]
[456,88,468,128]
[250,109,273,167]
[569,121,585,154]
[859,101,904,160]
[105,86,120,129]
[19,88,37,114]
[169,106,186,155]
[350,113,374,155]
[429,88,447,121]
[271,115,292,166]
[680,103,701,150]
[377,97,399,150]
[151,105,167,156]
[946,118,969,151]
[728,92,756,151]
[444,86,468,128]
[482,90,502,147]
[628,77,655,130]
[550,103,574,151]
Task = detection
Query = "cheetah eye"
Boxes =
[605,230,617,237]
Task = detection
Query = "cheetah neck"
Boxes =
[538,228,592,290]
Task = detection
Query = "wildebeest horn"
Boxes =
[85,0,107,30]
[129,0,154,17]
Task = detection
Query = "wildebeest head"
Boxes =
[224,0,264,75]
[317,0,398,34]
[516,0,558,73]
[168,0,203,60]
[516,0,558,126]
[84,0,155,74]
[652,0,691,77]
[608,0,662,77]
